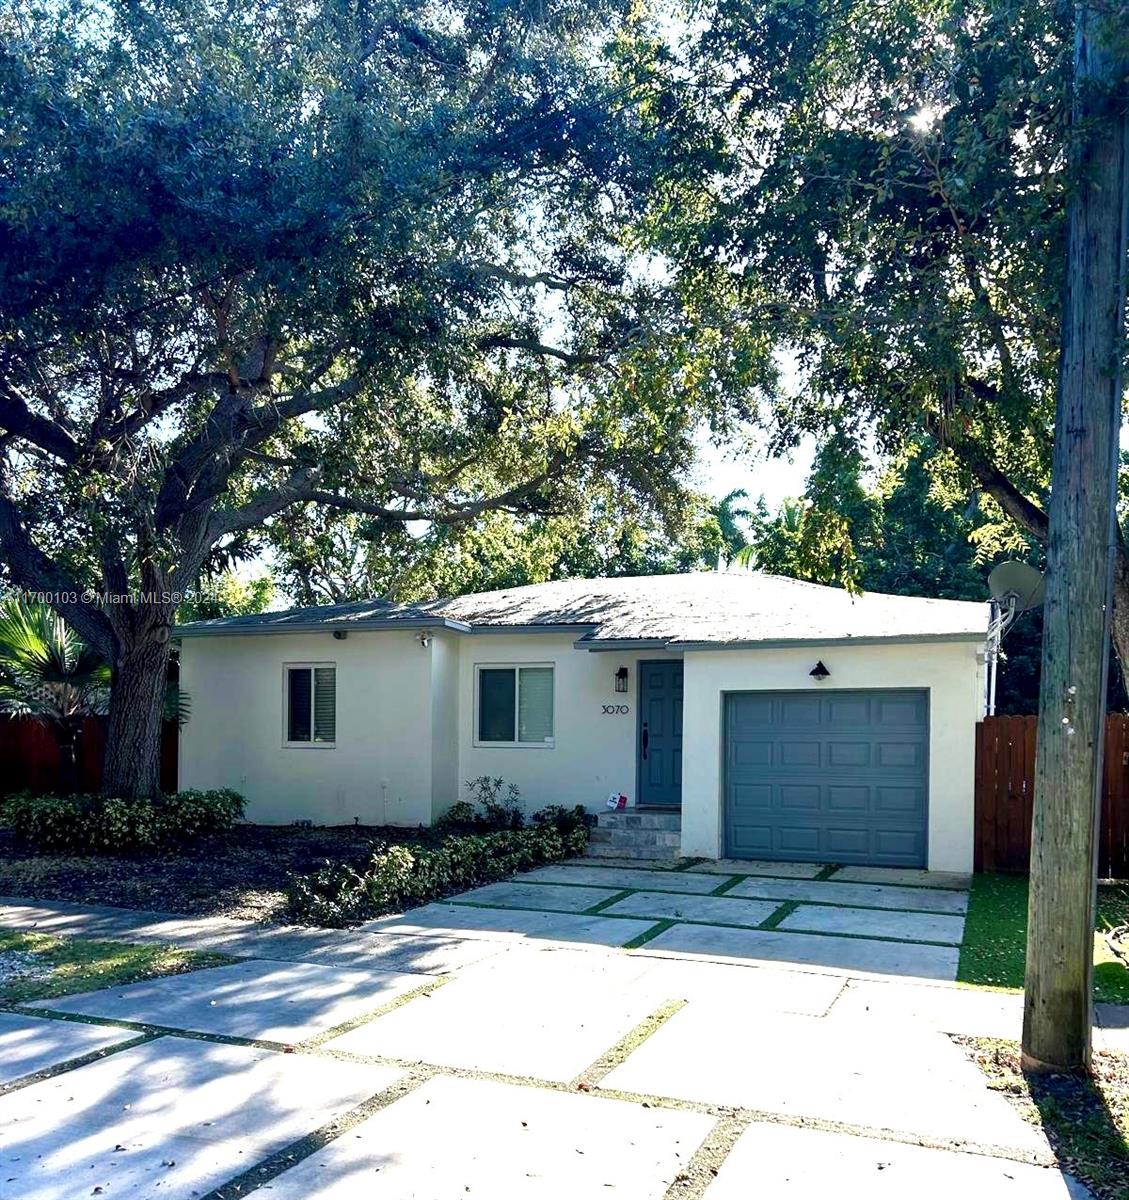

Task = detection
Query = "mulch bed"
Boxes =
[0,824,428,922]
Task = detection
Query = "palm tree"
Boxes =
[0,598,110,793]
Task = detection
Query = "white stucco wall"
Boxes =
[179,625,984,870]
[679,640,985,873]
[179,629,440,826]
[454,635,678,816]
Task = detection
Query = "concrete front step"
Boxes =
[598,811,682,832]
[584,809,683,861]
[584,841,682,861]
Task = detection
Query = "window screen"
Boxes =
[313,667,336,742]
[517,667,554,742]
[287,665,335,743]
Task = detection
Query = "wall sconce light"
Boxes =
[332,630,348,641]
[615,666,629,693]
[417,630,432,649]
[809,660,830,680]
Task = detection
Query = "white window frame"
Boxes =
[473,662,555,749]
[283,661,337,748]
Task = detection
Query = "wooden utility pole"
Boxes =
[1023,3,1129,1072]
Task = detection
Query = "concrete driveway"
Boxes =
[0,861,1108,1199]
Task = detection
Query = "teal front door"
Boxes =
[638,660,684,808]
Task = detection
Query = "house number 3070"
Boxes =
[602,704,630,715]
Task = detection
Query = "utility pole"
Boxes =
[1023,2,1129,1072]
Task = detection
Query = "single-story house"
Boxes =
[176,571,989,873]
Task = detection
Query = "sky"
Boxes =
[691,429,815,509]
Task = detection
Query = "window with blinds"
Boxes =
[476,665,554,745]
[286,664,336,744]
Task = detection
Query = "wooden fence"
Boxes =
[0,716,178,796]
[975,713,1129,879]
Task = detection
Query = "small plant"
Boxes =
[1,788,245,854]
[437,778,525,833]
[465,776,523,830]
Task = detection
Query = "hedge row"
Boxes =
[288,823,589,927]
[1,789,245,853]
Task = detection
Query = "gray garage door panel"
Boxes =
[724,690,928,868]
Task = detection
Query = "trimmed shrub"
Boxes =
[288,824,590,927]
[1,788,245,853]
[531,804,590,836]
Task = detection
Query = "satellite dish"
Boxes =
[988,561,1046,613]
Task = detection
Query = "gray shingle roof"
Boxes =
[177,571,988,647]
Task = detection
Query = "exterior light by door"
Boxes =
[809,660,830,680]
[615,666,629,693]
[417,630,432,649]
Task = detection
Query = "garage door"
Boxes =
[724,690,928,867]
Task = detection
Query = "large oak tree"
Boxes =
[0,0,766,796]
[642,0,1129,656]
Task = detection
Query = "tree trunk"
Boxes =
[1023,3,1129,1073]
[55,716,83,795]
[102,632,172,799]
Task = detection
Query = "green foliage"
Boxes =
[2,788,245,854]
[288,825,589,927]
[176,573,275,624]
[531,804,590,836]
[0,598,109,722]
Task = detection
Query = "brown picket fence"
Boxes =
[975,713,1129,879]
[0,716,178,796]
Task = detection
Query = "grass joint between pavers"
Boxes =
[624,919,679,949]
[759,900,801,930]
[583,889,637,916]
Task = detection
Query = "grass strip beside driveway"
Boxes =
[0,929,233,1006]
[957,873,1129,1004]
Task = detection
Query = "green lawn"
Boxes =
[0,929,231,1006]
[957,873,1129,1005]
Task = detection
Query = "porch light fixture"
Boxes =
[809,660,831,680]
[417,630,432,649]
[615,666,629,693]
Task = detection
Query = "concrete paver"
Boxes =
[521,864,720,893]
[602,1006,1047,1153]
[602,890,780,928]
[685,859,827,878]
[325,950,662,1081]
[260,1074,714,1199]
[364,903,654,947]
[0,1036,399,1200]
[780,904,966,945]
[0,1012,139,1086]
[642,923,960,979]
[634,957,846,1016]
[832,866,973,890]
[830,979,1023,1038]
[727,876,969,913]
[703,1123,1090,1199]
[449,881,621,912]
[32,959,427,1043]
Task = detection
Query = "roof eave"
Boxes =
[671,631,988,651]
[175,616,472,638]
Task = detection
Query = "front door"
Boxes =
[638,660,684,808]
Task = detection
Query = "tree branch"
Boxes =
[0,385,80,463]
